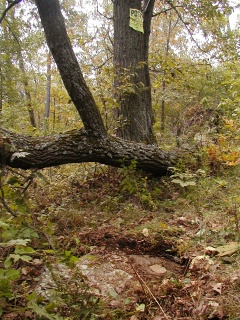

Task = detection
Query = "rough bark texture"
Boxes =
[44,52,51,121]
[35,0,106,138]
[0,128,176,176]
[113,0,156,144]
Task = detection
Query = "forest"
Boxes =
[0,0,239,319]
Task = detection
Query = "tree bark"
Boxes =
[161,14,172,131]
[0,127,176,176]
[35,0,107,138]
[113,0,156,144]
[44,51,52,131]
[0,65,2,115]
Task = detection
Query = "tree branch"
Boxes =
[0,127,177,176]
[0,0,22,24]
[152,6,183,17]
[96,1,113,20]
[35,0,107,138]
[165,0,207,53]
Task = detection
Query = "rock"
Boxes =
[149,264,167,275]
[142,228,149,237]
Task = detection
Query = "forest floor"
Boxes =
[0,163,240,319]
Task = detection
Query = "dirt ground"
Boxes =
[33,221,240,319]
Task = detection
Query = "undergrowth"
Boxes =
[0,148,239,319]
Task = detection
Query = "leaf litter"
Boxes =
[1,166,240,319]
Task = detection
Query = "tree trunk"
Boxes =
[17,47,37,128]
[44,51,52,131]
[0,65,2,115]
[35,0,107,138]
[113,0,156,144]
[161,14,172,131]
[0,127,176,176]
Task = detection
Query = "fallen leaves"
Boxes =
[215,242,240,257]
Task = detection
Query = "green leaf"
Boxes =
[45,301,57,312]
[0,221,9,230]
[4,257,13,269]
[182,181,196,187]
[171,178,183,184]
[172,179,196,187]
[28,301,57,320]
[136,303,145,312]
[64,250,72,257]
[123,298,131,305]
[69,255,79,264]
[4,269,20,281]
[43,250,55,255]
[0,290,13,299]
[20,255,32,262]
[6,239,30,247]
[74,237,80,245]
[15,246,35,254]
[9,254,21,263]
[109,288,118,299]
[20,228,39,238]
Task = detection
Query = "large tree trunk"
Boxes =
[0,127,176,176]
[35,0,107,138]
[0,65,2,115]
[113,0,156,144]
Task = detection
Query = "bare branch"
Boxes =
[0,170,17,217]
[152,5,183,17]
[165,0,207,53]
[0,0,22,24]
[96,1,113,20]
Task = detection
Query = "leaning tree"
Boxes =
[0,0,234,175]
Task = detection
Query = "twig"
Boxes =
[96,1,113,20]
[183,257,192,277]
[20,173,35,193]
[129,259,170,320]
[0,191,17,216]
[0,174,17,217]
[152,5,183,17]
[129,259,148,296]
[30,224,55,251]
[7,167,27,178]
